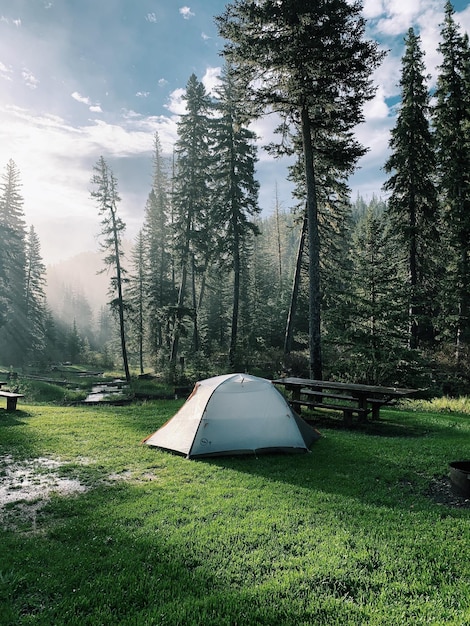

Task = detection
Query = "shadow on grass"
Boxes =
[0,482,334,626]
[0,410,39,459]
[0,409,32,421]
[297,408,463,438]
[99,398,463,442]
[201,419,470,515]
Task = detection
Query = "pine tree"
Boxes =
[349,204,408,384]
[127,230,147,375]
[170,74,214,369]
[67,319,82,363]
[24,225,47,362]
[383,28,439,349]
[433,1,470,361]
[212,63,260,369]
[90,156,131,382]
[143,132,174,362]
[217,0,385,378]
[0,159,27,364]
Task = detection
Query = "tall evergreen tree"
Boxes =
[217,0,385,378]
[143,132,174,362]
[0,159,27,364]
[433,1,470,362]
[0,200,7,330]
[349,205,408,384]
[24,225,47,362]
[383,28,439,349]
[128,229,147,375]
[90,156,131,382]
[212,63,260,369]
[170,74,214,369]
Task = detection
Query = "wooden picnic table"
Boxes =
[272,377,418,424]
[0,390,24,411]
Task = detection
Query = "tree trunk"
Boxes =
[111,204,131,383]
[138,298,144,376]
[229,215,241,371]
[169,263,187,366]
[408,198,418,349]
[191,254,199,353]
[284,211,307,356]
[456,237,469,363]
[170,210,191,366]
[300,104,322,380]
[274,182,283,290]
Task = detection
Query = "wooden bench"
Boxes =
[300,388,356,401]
[0,391,25,411]
[290,399,367,425]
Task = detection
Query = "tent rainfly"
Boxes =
[143,373,320,458]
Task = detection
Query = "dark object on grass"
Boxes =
[449,461,470,497]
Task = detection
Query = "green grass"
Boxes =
[0,400,469,625]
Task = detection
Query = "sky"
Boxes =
[1,0,470,265]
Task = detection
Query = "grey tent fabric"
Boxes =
[143,373,320,458]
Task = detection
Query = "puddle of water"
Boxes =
[0,456,86,507]
[0,456,88,532]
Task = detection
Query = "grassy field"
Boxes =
[0,399,469,625]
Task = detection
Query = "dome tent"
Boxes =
[143,373,320,459]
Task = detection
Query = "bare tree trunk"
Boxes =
[408,198,418,349]
[274,182,283,290]
[284,211,307,356]
[111,202,131,383]
[300,104,322,380]
[169,263,187,366]
[229,215,241,371]
[170,209,191,366]
[191,254,199,353]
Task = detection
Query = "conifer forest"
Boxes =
[0,1,469,394]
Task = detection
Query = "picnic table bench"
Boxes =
[0,384,24,411]
[0,391,24,411]
[273,377,417,425]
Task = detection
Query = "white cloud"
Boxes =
[121,109,141,119]
[202,66,221,95]
[165,88,186,115]
[0,16,22,26]
[0,60,12,81]
[362,0,385,20]
[201,32,210,41]
[72,91,102,113]
[72,91,91,105]
[363,86,391,121]
[458,5,470,33]
[375,0,423,35]
[136,91,150,97]
[145,12,157,23]
[22,68,39,89]
[179,6,195,20]
[158,78,168,87]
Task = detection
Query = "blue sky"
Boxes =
[1,0,469,264]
